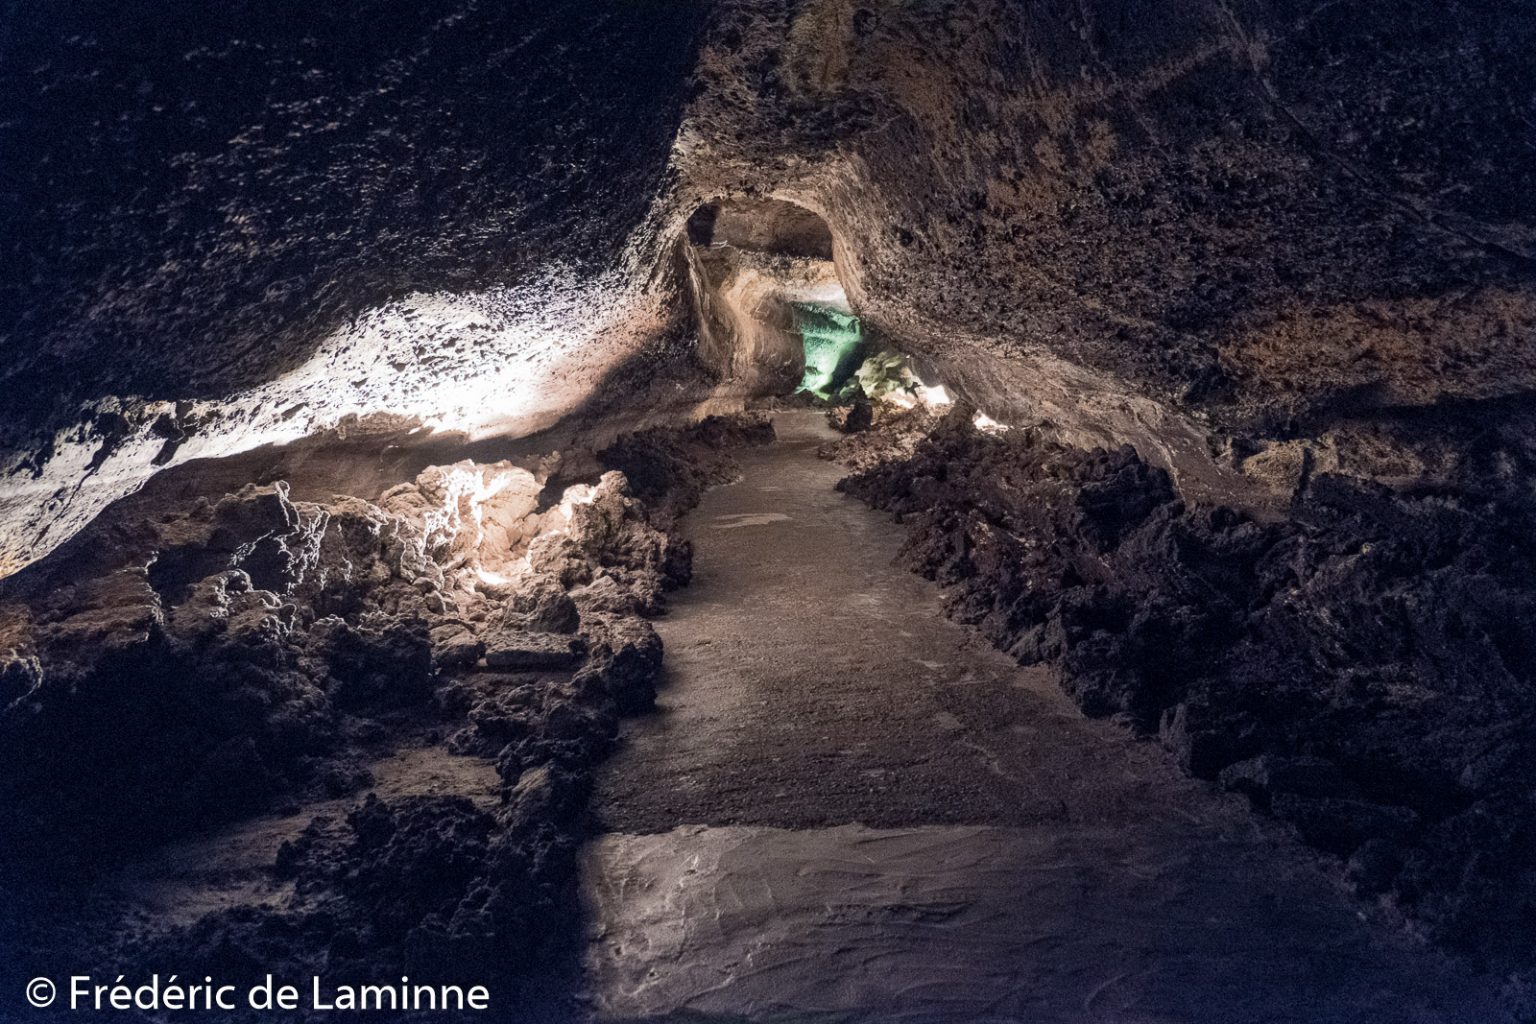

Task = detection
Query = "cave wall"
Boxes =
[682,197,848,394]
[670,0,1536,498]
[4,0,1535,566]
[0,0,710,574]
[0,0,706,422]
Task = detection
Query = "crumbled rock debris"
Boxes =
[0,415,772,1020]
[835,407,1536,977]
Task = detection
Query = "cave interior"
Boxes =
[3,0,1536,1021]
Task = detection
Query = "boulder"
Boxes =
[505,575,580,634]
[827,398,874,434]
[570,575,646,617]
[579,616,663,715]
[429,623,486,671]
[483,630,584,670]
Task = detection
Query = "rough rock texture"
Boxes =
[818,404,942,474]
[683,197,849,394]
[837,409,1536,980]
[3,0,1536,1002]
[0,1,704,421]
[599,415,778,533]
[0,415,773,1018]
[0,481,440,858]
[8,0,1536,574]
[0,0,709,575]
[675,0,1536,499]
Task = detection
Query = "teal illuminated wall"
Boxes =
[793,303,864,397]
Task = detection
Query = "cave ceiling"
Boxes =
[2,0,1534,572]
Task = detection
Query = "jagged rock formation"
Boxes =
[0,416,772,1016]
[0,0,710,574]
[7,0,1535,573]
[676,0,1536,498]
[0,1,705,426]
[832,408,1536,985]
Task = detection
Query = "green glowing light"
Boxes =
[794,303,864,397]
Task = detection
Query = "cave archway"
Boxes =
[681,198,863,396]
[685,198,835,260]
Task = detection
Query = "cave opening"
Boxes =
[791,302,864,397]
[681,197,862,396]
[685,198,835,260]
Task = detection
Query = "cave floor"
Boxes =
[581,410,1502,1023]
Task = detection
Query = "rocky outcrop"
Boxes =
[836,408,1536,977]
[9,0,1535,575]
[0,414,772,1014]
[0,0,711,577]
[600,414,778,532]
[3,0,1534,1001]
[0,481,437,857]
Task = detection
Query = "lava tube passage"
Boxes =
[794,302,865,397]
[6,2,1531,1020]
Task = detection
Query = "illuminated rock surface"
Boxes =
[0,1,708,574]
[0,416,773,1021]
[7,0,1536,571]
[586,824,1492,1023]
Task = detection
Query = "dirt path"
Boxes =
[582,410,1502,1023]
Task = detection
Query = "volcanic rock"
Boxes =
[482,630,584,671]
[579,617,665,715]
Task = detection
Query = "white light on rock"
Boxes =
[973,412,1004,432]
[1,256,669,578]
